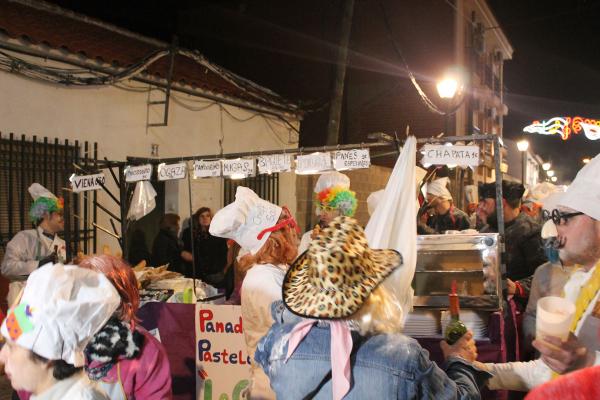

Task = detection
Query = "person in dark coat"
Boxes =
[181,207,229,287]
[151,213,187,274]
[418,177,471,234]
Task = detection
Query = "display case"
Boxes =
[413,233,502,310]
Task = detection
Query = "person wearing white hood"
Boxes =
[418,177,471,234]
[1,184,66,306]
[209,186,300,399]
[0,263,120,399]
[298,171,357,254]
[482,152,600,391]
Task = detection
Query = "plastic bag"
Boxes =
[127,181,157,221]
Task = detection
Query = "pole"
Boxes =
[325,0,355,145]
[521,151,527,185]
[187,166,197,297]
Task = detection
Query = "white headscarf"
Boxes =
[425,177,452,200]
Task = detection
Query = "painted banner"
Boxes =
[257,154,292,174]
[332,149,370,170]
[421,144,480,167]
[295,152,331,174]
[194,160,222,178]
[196,304,251,400]
[70,172,106,193]
[125,164,152,182]
[158,162,187,181]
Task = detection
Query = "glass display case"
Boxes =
[413,233,502,310]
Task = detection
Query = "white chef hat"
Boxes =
[425,177,452,200]
[314,171,350,193]
[1,263,120,367]
[552,153,600,220]
[209,186,282,254]
[367,190,384,216]
[28,183,57,201]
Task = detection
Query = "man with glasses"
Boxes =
[483,153,600,392]
[1,183,66,306]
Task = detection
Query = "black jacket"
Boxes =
[181,227,228,280]
[151,229,185,274]
[418,206,472,234]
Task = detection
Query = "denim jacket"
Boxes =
[255,301,491,400]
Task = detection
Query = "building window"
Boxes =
[223,173,279,206]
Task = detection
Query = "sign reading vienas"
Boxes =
[70,173,106,193]
[421,144,480,167]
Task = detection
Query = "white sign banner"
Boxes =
[194,160,222,178]
[333,149,371,170]
[295,152,331,174]
[125,164,152,182]
[421,144,480,167]
[158,162,187,181]
[257,154,292,174]
[222,159,255,177]
[70,173,105,193]
[196,304,251,400]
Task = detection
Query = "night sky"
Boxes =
[47,0,600,182]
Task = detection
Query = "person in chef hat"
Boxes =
[418,177,471,234]
[1,183,66,306]
[209,186,300,400]
[0,263,120,399]
[298,171,357,254]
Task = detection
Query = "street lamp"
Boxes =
[583,158,591,164]
[547,170,555,177]
[551,176,557,182]
[542,162,551,171]
[517,140,529,185]
[437,77,459,135]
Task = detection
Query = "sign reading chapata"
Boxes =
[333,149,370,170]
[421,144,480,167]
[295,152,331,174]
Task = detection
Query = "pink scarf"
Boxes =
[285,319,353,400]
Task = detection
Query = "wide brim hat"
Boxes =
[283,216,402,320]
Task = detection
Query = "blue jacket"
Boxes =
[255,301,491,400]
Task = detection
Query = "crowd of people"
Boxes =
[0,150,599,399]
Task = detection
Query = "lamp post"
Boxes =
[437,78,458,135]
[547,170,555,177]
[583,158,591,164]
[517,139,529,185]
[542,162,551,171]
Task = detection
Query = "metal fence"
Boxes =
[0,133,99,261]
[223,173,279,206]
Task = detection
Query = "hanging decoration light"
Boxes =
[523,116,600,141]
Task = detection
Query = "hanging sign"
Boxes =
[196,304,251,399]
[523,116,600,141]
[158,162,187,181]
[257,154,292,174]
[194,160,222,178]
[421,144,480,167]
[70,172,106,193]
[295,152,331,174]
[125,164,152,182]
[222,158,255,178]
[333,149,371,170]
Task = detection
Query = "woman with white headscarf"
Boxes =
[418,177,471,234]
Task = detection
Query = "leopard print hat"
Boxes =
[283,216,402,320]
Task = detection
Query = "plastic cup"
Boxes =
[536,296,576,342]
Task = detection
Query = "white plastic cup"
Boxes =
[536,296,576,341]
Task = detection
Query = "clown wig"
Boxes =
[315,185,358,217]
[29,197,64,224]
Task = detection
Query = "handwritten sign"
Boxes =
[333,149,370,170]
[196,304,251,400]
[222,159,255,178]
[70,173,105,193]
[295,152,331,174]
[194,160,222,178]
[158,162,187,181]
[421,144,480,167]
[125,164,152,182]
[257,154,292,174]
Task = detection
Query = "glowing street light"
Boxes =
[583,158,591,164]
[547,170,555,177]
[542,162,551,171]
[437,78,459,99]
[517,140,529,152]
[551,176,557,182]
